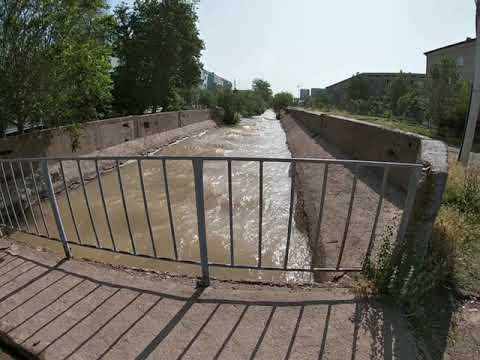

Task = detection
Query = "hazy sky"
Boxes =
[109,0,476,95]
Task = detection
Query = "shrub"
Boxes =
[217,88,240,125]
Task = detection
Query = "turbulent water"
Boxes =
[23,111,312,283]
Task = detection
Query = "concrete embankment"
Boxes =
[0,110,218,213]
[281,108,448,271]
[0,109,216,159]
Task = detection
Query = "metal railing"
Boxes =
[0,155,423,286]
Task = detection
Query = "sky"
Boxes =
[108,0,476,95]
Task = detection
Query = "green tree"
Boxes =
[272,92,294,113]
[252,78,273,107]
[217,87,240,124]
[237,90,267,117]
[0,0,113,135]
[347,73,369,101]
[387,71,410,115]
[198,89,217,108]
[112,0,204,115]
[427,57,470,136]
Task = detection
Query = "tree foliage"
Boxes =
[427,57,470,136]
[272,92,294,113]
[387,71,410,115]
[0,0,114,135]
[252,78,273,107]
[112,0,204,115]
[347,73,369,101]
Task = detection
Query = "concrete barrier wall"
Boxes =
[0,109,212,159]
[288,108,423,191]
[285,108,448,262]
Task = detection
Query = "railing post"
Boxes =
[192,158,210,287]
[41,160,72,259]
[396,166,423,246]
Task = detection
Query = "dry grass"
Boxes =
[434,162,480,295]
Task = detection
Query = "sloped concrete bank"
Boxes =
[0,111,218,222]
[281,108,448,273]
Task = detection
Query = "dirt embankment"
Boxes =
[280,114,405,278]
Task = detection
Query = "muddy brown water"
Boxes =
[17,111,313,283]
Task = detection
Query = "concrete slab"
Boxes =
[0,238,417,359]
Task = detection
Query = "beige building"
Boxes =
[424,37,476,82]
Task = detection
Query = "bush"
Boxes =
[217,88,240,125]
[272,92,294,114]
[198,89,217,108]
[236,90,266,117]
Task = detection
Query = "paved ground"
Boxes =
[0,238,417,360]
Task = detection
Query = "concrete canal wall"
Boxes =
[282,108,448,267]
[0,110,214,159]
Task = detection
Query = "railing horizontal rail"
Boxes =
[0,155,423,168]
[0,154,423,285]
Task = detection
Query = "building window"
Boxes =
[457,56,464,67]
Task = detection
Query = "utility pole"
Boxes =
[459,0,480,164]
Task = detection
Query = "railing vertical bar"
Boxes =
[284,161,296,270]
[138,160,157,258]
[228,160,234,266]
[363,166,389,269]
[192,158,209,286]
[0,185,6,226]
[312,163,329,269]
[19,162,39,234]
[95,160,116,251]
[0,172,13,228]
[41,160,71,258]
[116,160,136,254]
[396,166,422,245]
[76,160,100,248]
[336,165,358,270]
[59,161,81,244]
[9,161,30,231]
[1,162,21,230]
[29,162,49,237]
[258,160,263,268]
[162,159,178,260]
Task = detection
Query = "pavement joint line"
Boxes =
[7,279,86,334]
[37,288,121,356]
[0,272,70,321]
[20,283,101,345]
[96,296,164,359]
[62,291,142,360]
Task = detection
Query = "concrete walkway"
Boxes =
[0,239,417,359]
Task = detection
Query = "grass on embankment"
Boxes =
[437,162,480,296]
[306,107,454,142]
[356,161,480,357]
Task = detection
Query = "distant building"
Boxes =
[425,37,476,83]
[310,88,327,97]
[299,89,310,100]
[326,72,425,106]
[200,69,232,91]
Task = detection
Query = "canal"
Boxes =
[21,111,312,283]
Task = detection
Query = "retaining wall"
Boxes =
[284,108,448,264]
[0,109,212,159]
